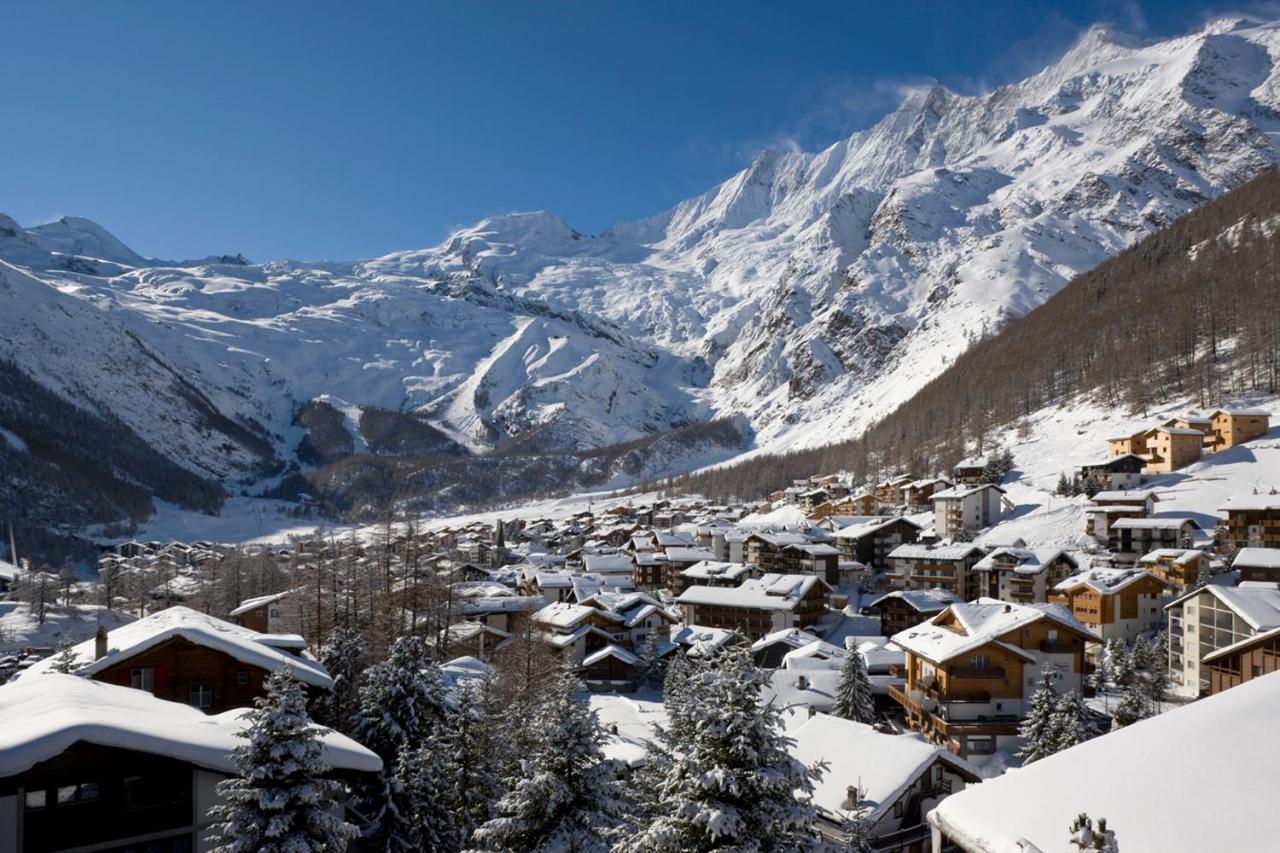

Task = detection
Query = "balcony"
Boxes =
[948,666,1006,680]
[928,711,1022,737]
[1039,640,1080,654]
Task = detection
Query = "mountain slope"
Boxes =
[6,16,1280,539]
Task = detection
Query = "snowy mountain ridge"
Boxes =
[4,16,1280,529]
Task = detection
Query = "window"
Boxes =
[1253,665,1263,678]
[189,684,214,709]
[130,667,155,691]
[970,654,990,671]
[893,801,904,818]
[24,789,47,810]
[236,670,250,686]
[57,782,99,805]
[269,608,281,618]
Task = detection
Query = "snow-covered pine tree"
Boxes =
[1051,690,1095,752]
[1017,674,1060,764]
[1111,680,1146,729]
[634,632,664,690]
[1108,639,1134,689]
[1143,633,1170,715]
[1089,643,1111,698]
[467,665,626,853]
[316,624,367,732]
[395,737,457,851]
[207,668,358,853]
[350,635,451,850]
[442,677,507,846]
[660,649,695,745]
[1069,813,1119,851]
[619,647,823,852]
[48,636,81,675]
[832,648,877,724]
[1055,473,1072,496]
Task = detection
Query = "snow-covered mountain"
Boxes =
[5,16,1280,527]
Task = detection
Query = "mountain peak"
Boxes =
[27,215,146,266]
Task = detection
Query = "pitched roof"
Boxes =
[929,671,1280,852]
[675,573,828,611]
[866,588,961,613]
[18,606,332,689]
[0,675,379,778]
[891,599,1093,665]
[582,643,639,668]
[1054,567,1168,595]
[1233,547,1280,570]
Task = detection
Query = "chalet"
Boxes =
[889,599,1097,761]
[1209,407,1270,451]
[811,491,880,519]
[675,560,758,593]
[1076,453,1147,491]
[576,590,676,649]
[929,670,1280,853]
[661,546,719,585]
[1092,488,1160,514]
[970,547,1079,604]
[865,588,962,638]
[951,458,988,486]
[779,542,842,585]
[874,475,916,507]
[1233,546,1280,583]
[887,543,985,598]
[1204,624,1280,694]
[631,552,669,589]
[931,484,1007,540]
[1164,414,1215,440]
[833,516,924,569]
[1105,430,1150,458]
[797,488,831,513]
[676,573,831,640]
[533,602,622,665]
[1218,494,1280,550]
[1165,581,1280,697]
[444,621,512,660]
[1108,517,1200,562]
[787,712,981,851]
[1144,426,1203,473]
[17,607,332,714]
[0,676,379,853]
[1084,488,1160,542]
[744,531,811,573]
[1138,548,1210,590]
[228,589,296,634]
[669,625,748,658]
[456,591,545,634]
[751,628,827,668]
[1049,568,1171,645]
[902,477,954,512]
[581,644,644,690]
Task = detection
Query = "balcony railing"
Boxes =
[949,666,1006,680]
[1039,640,1080,654]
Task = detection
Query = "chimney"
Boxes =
[807,705,817,718]
[845,785,861,810]
[1004,603,1012,613]
[94,626,109,660]
[796,674,809,690]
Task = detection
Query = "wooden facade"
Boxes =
[1205,629,1280,694]
[92,636,283,714]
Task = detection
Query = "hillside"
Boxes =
[674,167,1280,500]
[8,16,1280,546]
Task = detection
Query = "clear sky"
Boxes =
[0,0,1248,261]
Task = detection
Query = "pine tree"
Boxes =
[351,635,451,850]
[1143,633,1171,715]
[1050,690,1094,752]
[48,636,81,675]
[207,669,359,853]
[316,624,367,732]
[1017,674,1060,764]
[442,678,507,846]
[661,650,695,745]
[468,665,626,853]
[395,737,457,851]
[1055,473,1072,496]
[619,647,822,852]
[1069,813,1119,852]
[635,633,665,690]
[1108,640,1134,689]
[832,648,877,725]
[1112,681,1147,729]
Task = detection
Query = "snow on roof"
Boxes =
[1233,547,1280,570]
[954,456,988,469]
[18,606,332,689]
[664,546,718,562]
[1213,407,1271,417]
[932,483,1006,500]
[833,516,924,539]
[788,712,976,825]
[888,543,983,561]
[0,558,17,583]
[1054,567,1166,595]
[582,554,633,573]
[670,624,743,656]
[762,668,840,711]
[751,627,824,651]
[582,643,639,668]
[930,670,1280,853]
[228,589,294,616]
[1139,548,1207,564]
[1173,583,1280,631]
[440,655,495,693]
[676,572,825,611]
[1091,488,1160,502]
[0,675,379,778]
[1110,516,1199,530]
[867,588,961,613]
[1202,624,1280,664]
[1218,494,1280,512]
[680,560,754,580]
[973,547,1074,574]
[1155,425,1205,435]
[532,601,599,629]
[892,599,1092,665]
[780,639,847,664]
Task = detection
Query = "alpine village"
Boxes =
[6,7,1280,853]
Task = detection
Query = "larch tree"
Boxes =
[207,668,359,853]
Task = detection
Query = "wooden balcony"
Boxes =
[927,713,1022,737]
[1039,640,1081,654]
[948,666,1006,680]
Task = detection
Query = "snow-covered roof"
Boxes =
[664,546,718,562]
[973,546,1074,574]
[888,543,984,561]
[1155,425,1205,436]
[930,670,1280,852]
[1233,547,1280,570]
[1054,567,1167,595]
[787,712,976,825]
[228,589,294,616]
[1091,488,1160,502]
[582,554,633,574]
[1212,407,1271,417]
[780,639,847,664]
[832,516,924,539]
[18,606,332,689]
[1218,494,1280,512]
[866,588,961,613]
[1139,548,1207,564]
[0,558,17,583]
[1110,516,1199,530]
[679,560,754,581]
[670,624,743,657]
[953,456,988,469]
[1167,583,1280,631]
[750,627,824,651]
[891,599,1093,665]
[582,643,639,668]
[0,675,379,778]
[676,573,827,611]
[931,483,1006,500]
[532,602,598,629]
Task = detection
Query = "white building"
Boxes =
[931,484,1006,539]
[1165,580,1280,696]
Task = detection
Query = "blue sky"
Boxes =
[0,1,1252,261]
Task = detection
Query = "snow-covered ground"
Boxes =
[0,602,137,652]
